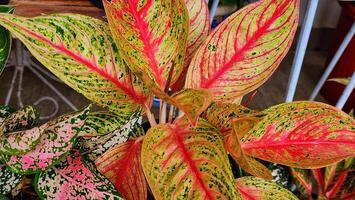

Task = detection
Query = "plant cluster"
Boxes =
[0,0,354,199]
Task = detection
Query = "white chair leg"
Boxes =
[209,0,220,25]
[310,22,355,101]
[336,72,355,110]
[285,0,319,102]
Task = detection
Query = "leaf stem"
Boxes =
[160,101,167,124]
[145,105,157,126]
[168,105,175,123]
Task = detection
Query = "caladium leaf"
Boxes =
[142,119,241,200]
[235,176,299,200]
[35,152,122,199]
[0,105,15,124]
[103,0,189,95]
[0,13,148,119]
[171,0,210,91]
[0,105,39,134]
[3,106,90,174]
[225,119,272,180]
[240,101,355,168]
[170,88,212,125]
[80,110,141,137]
[290,168,312,198]
[77,115,143,162]
[185,0,299,102]
[0,164,23,195]
[205,102,259,133]
[0,6,14,76]
[96,139,147,200]
[0,127,41,155]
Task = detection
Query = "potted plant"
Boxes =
[0,0,354,199]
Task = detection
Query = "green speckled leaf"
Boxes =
[77,115,143,162]
[0,127,41,155]
[3,106,91,174]
[235,176,299,200]
[0,105,39,134]
[0,164,22,195]
[0,6,14,76]
[35,152,122,199]
[290,168,312,198]
[142,119,241,200]
[0,105,15,124]
[0,13,148,120]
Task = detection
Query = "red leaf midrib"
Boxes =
[0,16,147,105]
[242,140,355,150]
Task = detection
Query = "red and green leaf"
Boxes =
[96,139,147,200]
[170,88,212,125]
[0,105,39,134]
[35,152,122,199]
[0,127,41,155]
[141,119,241,200]
[0,13,147,120]
[185,0,299,102]
[103,0,189,95]
[225,119,272,180]
[0,164,23,195]
[3,106,91,174]
[290,168,312,198]
[171,0,210,91]
[240,101,355,168]
[235,176,299,200]
[0,6,14,76]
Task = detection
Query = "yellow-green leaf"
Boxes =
[328,77,351,86]
[0,13,147,120]
[141,119,241,199]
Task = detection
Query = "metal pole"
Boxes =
[285,0,319,102]
[336,72,355,110]
[210,0,220,25]
[310,22,355,100]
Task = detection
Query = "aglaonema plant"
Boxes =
[0,0,354,199]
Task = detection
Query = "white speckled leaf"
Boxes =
[0,105,15,124]
[3,106,91,174]
[0,127,41,155]
[35,152,122,199]
[77,114,143,162]
[0,164,23,195]
[0,106,39,134]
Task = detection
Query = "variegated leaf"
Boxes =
[103,0,189,95]
[0,127,41,155]
[235,176,299,200]
[225,119,272,180]
[185,0,299,102]
[80,110,141,137]
[324,158,353,191]
[0,13,147,119]
[142,119,241,199]
[0,105,15,124]
[0,6,14,76]
[35,152,122,199]
[0,164,23,195]
[290,168,312,198]
[3,106,90,174]
[171,0,210,91]
[170,88,212,125]
[205,102,259,133]
[77,115,143,162]
[96,139,147,200]
[0,105,39,134]
[240,101,355,168]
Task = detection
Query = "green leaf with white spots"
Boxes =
[0,127,41,155]
[35,152,122,199]
[0,105,15,124]
[0,164,23,195]
[0,13,148,120]
[77,114,143,162]
[3,105,91,175]
[235,176,299,200]
[0,105,39,134]
[0,6,14,76]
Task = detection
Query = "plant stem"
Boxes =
[168,105,175,123]
[145,105,157,126]
[160,101,167,124]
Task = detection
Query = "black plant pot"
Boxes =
[90,0,104,9]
